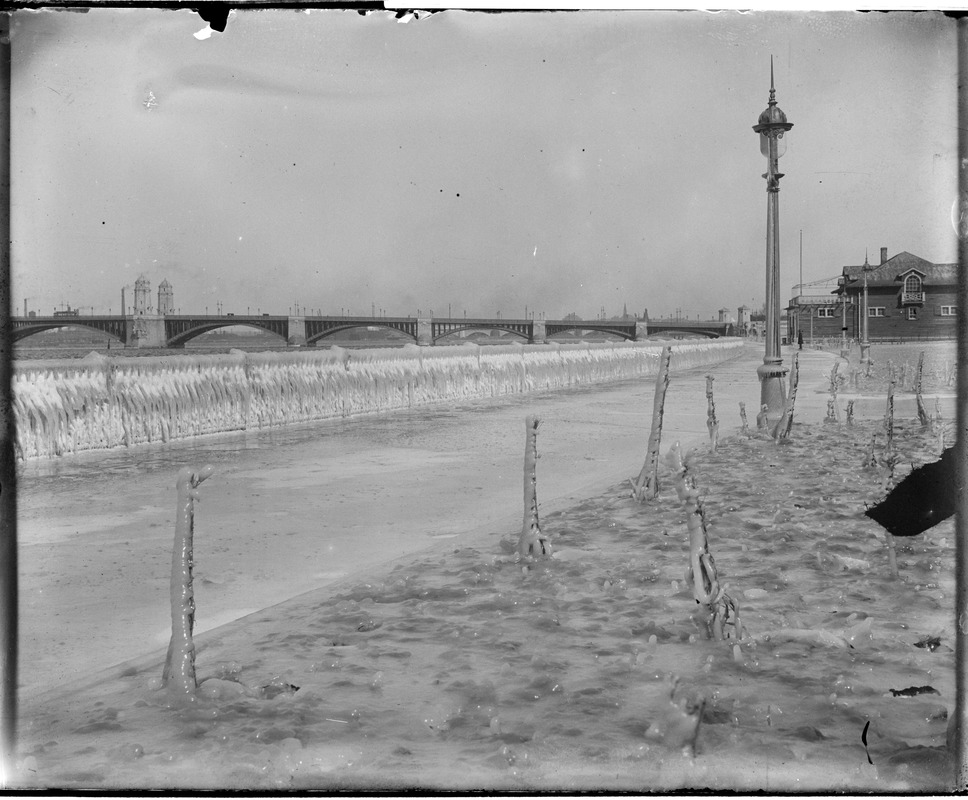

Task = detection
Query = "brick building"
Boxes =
[788,248,957,344]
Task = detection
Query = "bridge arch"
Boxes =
[165,318,289,348]
[13,318,127,344]
[645,328,722,339]
[544,322,637,341]
[305,319,418,346]
[431,323,531,344]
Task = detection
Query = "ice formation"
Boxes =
[162,465,215,706]
[630,345,671,502]
[518,415,550,559]
[13,339,743,459]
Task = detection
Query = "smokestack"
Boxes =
[22,299,25,317]
[880,247,888,265]
[121,287,126,316]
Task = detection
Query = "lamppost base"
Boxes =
[757,360,788,421]
[860,342,870,365]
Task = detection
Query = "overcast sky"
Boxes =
[10,9,958,321]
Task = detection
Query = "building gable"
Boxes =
[842,251,957,287]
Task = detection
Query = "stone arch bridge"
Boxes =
[13,314,733,348]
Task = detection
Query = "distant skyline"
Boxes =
[10,9,958,321]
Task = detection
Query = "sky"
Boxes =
[9,8,958,322]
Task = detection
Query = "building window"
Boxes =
[902,274,924,304]
[907,307,918,320]
[941,306,957,316]
[868,307,885,317]
[817,307,835,318]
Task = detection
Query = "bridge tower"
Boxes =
[125,274,166,347]
[134,274,151,315]
[737,305,751,329]
[157,279,174,315]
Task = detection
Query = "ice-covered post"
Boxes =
[862,432,878,469]
[915,351,929,427]
[738,401,749,433]
[630,346,672,502]
[162,465,215,703]
[705,375,719,452]
[666,444,742,641]
[518,416,551,559]
[773,351,800,439]
[827,362,842,422]
[881,381,900,577]
[885,379,896,463]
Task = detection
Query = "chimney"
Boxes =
[880,247,888,265]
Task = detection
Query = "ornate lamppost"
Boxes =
[860,253,872,365]
[752,61,793,419]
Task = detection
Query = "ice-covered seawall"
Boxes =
[14,339,743,459]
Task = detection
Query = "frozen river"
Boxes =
[17,343,761,700]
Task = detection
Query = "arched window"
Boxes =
[904,274,922,296]
[902,274,924,305]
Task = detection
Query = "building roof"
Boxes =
[840,251,957,288]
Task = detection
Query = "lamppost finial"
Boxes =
[769,55,775,104]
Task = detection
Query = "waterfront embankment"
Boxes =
[14,338,742,459]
